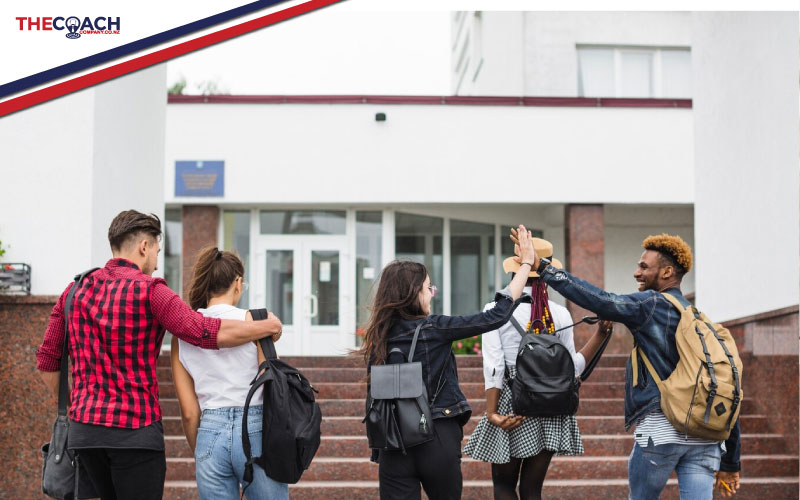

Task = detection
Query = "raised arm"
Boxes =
[424,225,537,342]
[511,228,655,329]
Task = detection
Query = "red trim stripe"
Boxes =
[0,0,342,117]
[168,94,692,108]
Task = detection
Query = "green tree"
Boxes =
[167,76,187,95]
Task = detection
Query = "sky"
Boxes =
[166,9,452,96]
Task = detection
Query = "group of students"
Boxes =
[357,225,741,500]
[37,210,740,500]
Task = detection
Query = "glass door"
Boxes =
[255,235,350,355]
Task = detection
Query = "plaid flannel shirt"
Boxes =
[36,258,221,429]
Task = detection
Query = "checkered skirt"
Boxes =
[463,365,584,463]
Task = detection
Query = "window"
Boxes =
[162,208,182,350]
[450,220,494,315]
[395,213,443,315]
[260,210,346,235]
[164,208,182,295]
[356,211,382,338]
[578,46,691,98]
[223,211,251,308]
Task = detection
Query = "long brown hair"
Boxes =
[186,247,245,310]
[356,260,429,367]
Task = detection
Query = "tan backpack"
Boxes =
[632,293,743,440]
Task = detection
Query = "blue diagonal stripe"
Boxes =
[0,0,288,100]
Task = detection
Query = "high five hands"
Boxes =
[509,224,539,270]
[510,225,537,266]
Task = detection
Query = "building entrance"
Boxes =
[254,234,353,356]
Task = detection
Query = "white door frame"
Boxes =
[253,233,353,356]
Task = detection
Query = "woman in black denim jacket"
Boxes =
[359,224,537,500]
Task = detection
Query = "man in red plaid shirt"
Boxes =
[36,210,283,499]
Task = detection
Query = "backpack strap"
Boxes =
[241,367,271,489]
[58,268,99,417]
[249,308,278,360]
[695,310,742,429]
[660,290,689,311]
[579,328,612,382]
[241,308,274,493]
[408,323,424,362]
[509,316,528,336]
[635,347,666,393]
[660,294,729,425]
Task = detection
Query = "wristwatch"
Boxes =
[536,257,551,275]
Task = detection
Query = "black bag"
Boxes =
[364,323,448,454]
[509,315,611,417]
[242,308,322,486]
[41,268,99,500]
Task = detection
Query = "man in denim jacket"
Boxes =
[514,231,741,499]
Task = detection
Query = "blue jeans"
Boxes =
[628,437,722,500]
[195,406,289,500]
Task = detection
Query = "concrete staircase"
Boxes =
[159,354,798,499]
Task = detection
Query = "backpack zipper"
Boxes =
[419,413,428,433]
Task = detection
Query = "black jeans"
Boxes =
[378,417,464,500]
[76,448,166,500]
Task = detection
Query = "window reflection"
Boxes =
[260,210,346,235]
[395,213,443,315]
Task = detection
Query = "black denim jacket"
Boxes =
[370,287,530,425]
[540,265,741,472]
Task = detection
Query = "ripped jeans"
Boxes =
[628,437,722,500]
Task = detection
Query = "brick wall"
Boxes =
[181,206,219,297]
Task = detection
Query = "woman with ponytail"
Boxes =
[463,237,613,500]
[170,247,287,500]
[359,225,537,500]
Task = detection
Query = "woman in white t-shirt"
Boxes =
[170,247,286,500]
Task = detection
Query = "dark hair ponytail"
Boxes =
[355,260,428,367]
[186,247,245,310]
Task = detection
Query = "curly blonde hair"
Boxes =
[642,234,693,274]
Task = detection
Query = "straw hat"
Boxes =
[502,237,563,278]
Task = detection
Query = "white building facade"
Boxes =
[1,12,795,358]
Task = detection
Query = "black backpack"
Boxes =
[363,323,447,454]
[241,309,322,486]
[509,315,610,417]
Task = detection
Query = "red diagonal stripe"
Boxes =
[0,0,342,117]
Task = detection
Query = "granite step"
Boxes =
[163,477,800,500]
[164,454,798,482]
[159,396,760,421]
[301,381,625,400]
[162,413,769,445]
[160,367,627,385]
[312,414,769,438]
[157,353,631,369]
[309,397,763,419]
[309,434,783,460]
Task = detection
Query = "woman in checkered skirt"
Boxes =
[463,238,613,500]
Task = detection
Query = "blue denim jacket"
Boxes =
[373,288,530,425]
[539,265,741,471]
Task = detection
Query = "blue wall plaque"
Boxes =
[175,161,224,197]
